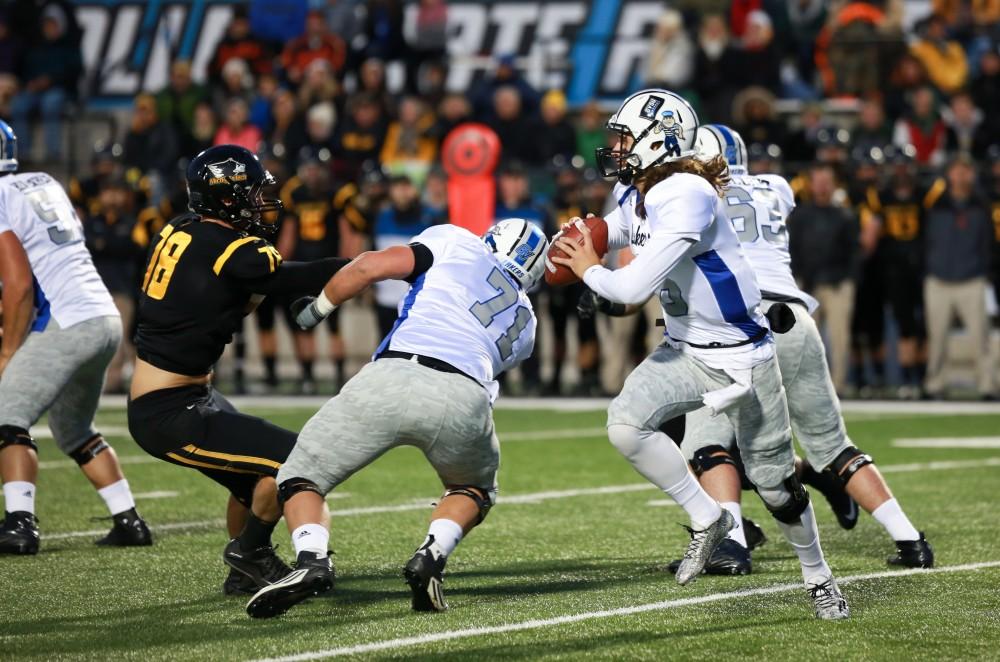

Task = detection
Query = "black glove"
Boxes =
[291,296,324,330]
[577,289,628,318]
[765,302,796,334]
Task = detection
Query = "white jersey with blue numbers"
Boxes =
[373,224,536,402]
[604,173,771,369]
[0,172,118,332]
[724,172,818,313]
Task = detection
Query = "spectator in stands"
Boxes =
[431,92,471,142]
[294,102,337,170]
[788,162,861,394]
[364,0,407,62]
[122,93,178,197]
[894,85,948,166]
[212,57,253,115]
[532,89,577,166]
[156,60,207,144]
[886,52,930,120]
[415,58,448,111]
[817,1,891,98]
[784,102,831,164]
[282,9,347,86]
[693,13,741,124]
[208,7,274,85]
[422,166,449,224]
[324,0,365,52]
[406,0,448,93]
[852,95,894,154]
[644,9,694,90]
[10,4,81,162]
[734,9,781,93]
[923,154,995,399]
[971,49,1000,118]
[297,59,340,111]
[944,90,988,157]
[358,57,394,118]
[182,101,216,158]
[0,10,24,117]
[471,53,540,120]
[267,89,307,163]
[82,178,140,393]
[248,72,279,134]
[69,143,121,217]
[380,96,436,183]
[334,93,387,180]
[575,101,605,169]
[213,97,262,152]
[786,0,827,82]
[732,86,785,146]
[486,86,535,164]
[910,13,969,94]
[372,174,437,338]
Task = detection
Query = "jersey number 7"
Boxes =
[469,268,532,361]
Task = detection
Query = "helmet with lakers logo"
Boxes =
[595,89,699,184]
[186,144,282,236]
[483,218,549,289]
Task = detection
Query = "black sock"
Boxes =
[264,356,277,382]
[239,513,277,551]
[301,360,314,381]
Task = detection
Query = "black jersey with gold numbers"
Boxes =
[135,214,284,376]
[286,183,339,261]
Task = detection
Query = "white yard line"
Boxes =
[248,560,1000,662]
[133,491,180,500]
[31,425,130,440]
[501,427,607,442]
[892,437,1000,449]
[38,455,161,470]
[43,455,1000,542]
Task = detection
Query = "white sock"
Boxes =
[665,473,723,530]
[721,501,747,547]
[426,518,464,556]
[291,523,329,557]
[871,498,920,541]
[3,481,36,515]
[97,479,136,516]
[774,502,832,584]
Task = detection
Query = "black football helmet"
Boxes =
[186,144,282,236]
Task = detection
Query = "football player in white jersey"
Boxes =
[676,124,932,573]
[0,120,151,554]
[552,90,848,619]
[243,219,546,618]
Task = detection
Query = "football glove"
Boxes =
[292,296,324,330]
[577,289,628,319]
[765,302,796,334]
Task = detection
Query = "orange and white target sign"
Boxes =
[441,123,501,235]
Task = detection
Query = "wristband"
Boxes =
[314,290,337,316]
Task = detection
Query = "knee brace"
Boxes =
[759,476,811,524]
[443,485,495,524]
[824,447,873,488]
[0,425,37,453]
[689,444,737,477]
[69,434,109,466]
[277,477,324,505]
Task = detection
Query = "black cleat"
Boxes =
[223,567,259,596]
[0,511,39,555]
[95,508,153,547]
[666,538,752,576]
[246,551,334,618]
[223,538,292,588]
[404,537,449,612]
[800,461,859,530]
[888,532,934,568]
[742,517,767,551]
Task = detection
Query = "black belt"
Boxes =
[376,350,479,384]
[761,292,807,308]
[655,322,770,349]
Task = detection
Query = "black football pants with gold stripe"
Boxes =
[127,385,297,506]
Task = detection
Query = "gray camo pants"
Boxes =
[279,358,499,496]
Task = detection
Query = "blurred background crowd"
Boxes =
[1,0,1000,400]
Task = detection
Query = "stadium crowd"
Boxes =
[2,0,1000,400]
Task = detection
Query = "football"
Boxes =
[544,216,610,286]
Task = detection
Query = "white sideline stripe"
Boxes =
[31,425,129,440]
[96,394,1000,414]
[646,499,681,507]
[133,491,179,500]
[893,437,1000,449]
[38,455,160,470]
[502,427,607,442]
[249,561,1000,662]
[44,456,1000,541]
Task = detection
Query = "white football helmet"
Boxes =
[484,218,549,289]
[695,124,748,175]
[596,89,699,184]
[0,120,18,173]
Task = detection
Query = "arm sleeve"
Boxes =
[405,242,434,283]
[603,207,631,251]
[582,233,698,305]
[249,257,350,295]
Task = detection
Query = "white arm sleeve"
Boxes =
[603,207,631,251]
[582,233,697,305]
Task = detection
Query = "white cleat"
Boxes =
[675,509,735,586]
[807,577,850,620]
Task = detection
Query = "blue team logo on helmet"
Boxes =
[0,120,18,173]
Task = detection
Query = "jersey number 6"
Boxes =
[469,268,532,361]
